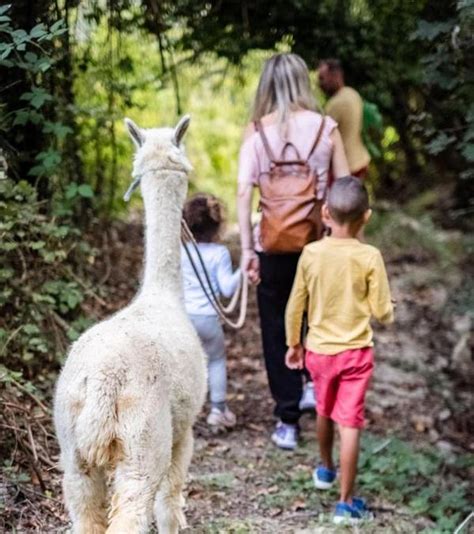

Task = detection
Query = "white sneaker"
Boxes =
[271,421,299,450]
[299,381,316,412]
[206,407,236,429]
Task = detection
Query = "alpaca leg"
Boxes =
[154,427,194,534]
[107,462,163,534]
[107,406,172,534]
[63,460,108,534]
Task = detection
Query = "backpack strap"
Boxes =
[254,120,277,162]
[306,117,326,161]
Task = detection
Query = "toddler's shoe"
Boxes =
[206,407,236,429]
[299,381,316,412]
[332,499,374,525]
[271,421,299,450]
[313,466,337,489]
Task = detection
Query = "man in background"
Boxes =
[318,59,370,179]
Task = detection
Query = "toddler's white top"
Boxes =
[181,242,241,316]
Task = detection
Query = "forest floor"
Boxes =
[1,215,473,533]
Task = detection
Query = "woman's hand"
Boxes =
[241,248,260,285]
[285,344,304,370]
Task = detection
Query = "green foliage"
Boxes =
[0,179,94,376]
[0,8,96,384]
[143,0,431,191]
[258,433,471,532]
[366,205,464,267]
[411,0,474,205]
[197,472,237,490]
[0,6,70,180]
[359,435,472,532]
[72,18,267,217]
[207,519,255,533]
[363,100,384,159]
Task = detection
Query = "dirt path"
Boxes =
[184,266,472,533]
[1,223,472,533]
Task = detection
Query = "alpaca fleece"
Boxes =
[54,116,207,534]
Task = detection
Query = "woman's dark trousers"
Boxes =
[257,252,307,425]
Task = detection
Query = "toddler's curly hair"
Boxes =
[183,193,225,243]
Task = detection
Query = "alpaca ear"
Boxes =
[173,115,191,146]
[125,118,145,148]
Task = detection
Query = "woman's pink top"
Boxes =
[238,110,337,200]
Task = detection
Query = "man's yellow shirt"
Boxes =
[326,86,370,173]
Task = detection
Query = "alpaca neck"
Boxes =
[140,170,186,296]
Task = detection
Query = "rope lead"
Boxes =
[181,220,248,329]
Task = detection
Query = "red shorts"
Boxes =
[305,347,374,428]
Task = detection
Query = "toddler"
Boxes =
[285,176,394,524]
[182,193,240,429]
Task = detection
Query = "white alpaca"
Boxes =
[54,116,207,534]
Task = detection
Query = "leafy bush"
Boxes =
[0,179,95,379]
[0,6,96,385]
[258,433,472,532]
[411,1,474,174]
[0,5,71,180]
[359,435,473,533]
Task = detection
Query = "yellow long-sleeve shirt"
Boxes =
[285,237,394,355]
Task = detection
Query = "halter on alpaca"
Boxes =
[180,220,248,329]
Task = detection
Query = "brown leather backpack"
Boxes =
[255,117,327,254]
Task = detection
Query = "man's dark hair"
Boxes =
[327,176,369,224]
[319,58,343,73]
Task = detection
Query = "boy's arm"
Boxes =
[367,250,394,324]
[285,252,309,347]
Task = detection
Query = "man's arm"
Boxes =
[330,128,350,178]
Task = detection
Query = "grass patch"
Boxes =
[360,434,472,533]
[366,208,463,267]
[206,518,257,533]
[258,432,471,533]
[195,472,237,490]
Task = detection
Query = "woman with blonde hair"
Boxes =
[237,53,349,450]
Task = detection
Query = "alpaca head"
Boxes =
[123,116,192,201]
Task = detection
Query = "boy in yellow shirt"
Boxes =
[285,176,394,525]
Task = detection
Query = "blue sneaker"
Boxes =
[352,497,369,512]
[271,421,298,450]
[313,466,337,489]
[333,500,374,525]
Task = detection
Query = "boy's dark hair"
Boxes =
[183,193,224,243]
[327,176,369,224]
